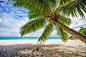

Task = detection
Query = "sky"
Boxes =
[0,0,86,37]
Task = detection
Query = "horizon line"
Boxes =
[0,37,60,38]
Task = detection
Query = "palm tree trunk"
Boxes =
[56,21,86,43]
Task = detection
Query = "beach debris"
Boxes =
[33,50,35,52]
[36,48,39,51]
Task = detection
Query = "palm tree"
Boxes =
[9,0,71,42]
[9,0,86,43]
[20,9,71,42]
[55,0,86,43]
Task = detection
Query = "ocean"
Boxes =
[0,37,61,40]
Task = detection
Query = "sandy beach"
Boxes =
[0,40,86,57]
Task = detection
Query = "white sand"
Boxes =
[0,40,86,57]
[0,39,86,49]
[0,40,38,45]
[0,39,85,46]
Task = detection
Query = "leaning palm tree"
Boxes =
[20,9,71,42]
[9,0,86,43]
[55,0,86,43]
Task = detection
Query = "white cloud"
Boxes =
[0,32,11,37]
[0,13,28,27]
[0,18,2,23]
[69,15,86,31]
[0,11,29,37]
[0,16,29,37]
[49,30,59,37]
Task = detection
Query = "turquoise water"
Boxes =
[0,37,60,40]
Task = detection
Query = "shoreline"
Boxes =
[0,39,86,49]
[0,39,85,45]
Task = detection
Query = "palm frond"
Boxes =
[61,0,86,17]
[28,9,52,20]
[55,24,68,42]
[38,23,53,42]
[28,9,54,19]
[58,0,73,6]
[9,0,56,18]
[60,16,71,25]
[47,9,52,14]
[55,6,62,14]
[20,18,46,37]
[45,0,57,7]
[28,12,43,19]
[78,27,86,35]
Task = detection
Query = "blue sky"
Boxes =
[0,0,86,37]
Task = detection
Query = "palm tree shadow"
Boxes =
[0,44,86,57]
[0,43,42,57]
